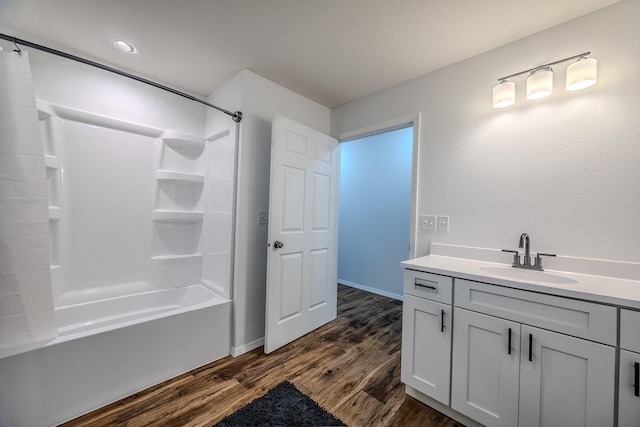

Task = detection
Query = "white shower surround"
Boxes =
[0,92,235,426]
[35,100,234,307]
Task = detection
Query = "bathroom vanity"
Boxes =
[401,244,640,427]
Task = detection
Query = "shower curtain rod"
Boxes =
[0,33,243,123]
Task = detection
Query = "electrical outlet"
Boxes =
[258,210,269,225]
[421,215,437,230]
[438,216,449,232]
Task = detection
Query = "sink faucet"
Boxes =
[502,233,556,271]
[519,233,531,267]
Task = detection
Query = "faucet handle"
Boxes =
[502,249,521,267]
[534,253,556,271]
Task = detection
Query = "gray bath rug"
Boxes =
[213,381,347,427]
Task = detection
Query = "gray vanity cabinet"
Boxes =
[452,307,616,427]
[451,279,616,427]
[401,270,452,406]
[619,309,640,427]
[401,253,640,427]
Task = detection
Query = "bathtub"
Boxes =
[0,284,231,427]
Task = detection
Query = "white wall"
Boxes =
[209,69,331,354]
[332,0,640,263]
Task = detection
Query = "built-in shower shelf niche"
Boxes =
[155,181,203,211]
[155,170,205,186]
[36,99,53,120]
[46,164,61,208]
[152,219,203,258]
[150,132,207,283]
[159,132,205,174]
[162,132,205,151]
[151,210,204,222]
[44,155,59,170]
[48,207,61,220]
[148,253,203,289]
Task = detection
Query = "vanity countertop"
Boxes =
[402,254,640,310]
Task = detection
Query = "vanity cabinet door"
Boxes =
[401,294,452,405]
[618,349,640,427]
[518,325,615,427]
[451,308,520,427]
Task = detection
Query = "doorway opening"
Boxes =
[338,126,414,300]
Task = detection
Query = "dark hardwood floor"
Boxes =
[62,285,463,427]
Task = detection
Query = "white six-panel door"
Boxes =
[264,114,338,354]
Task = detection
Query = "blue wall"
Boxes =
[338,126,413,299]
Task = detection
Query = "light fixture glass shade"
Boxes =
[526,67,553,100]
[493,80,515,108]
[566,57,597,90]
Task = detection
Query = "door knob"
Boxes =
[273,241,284,249]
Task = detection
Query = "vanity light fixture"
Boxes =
[492,79,516,108]
[112,39,138,54]
[492,51,596,108]
[526,66,554,100]
[566,56,597,90]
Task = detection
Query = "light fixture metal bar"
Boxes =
[498,51,591,82]
[0,32,243,123]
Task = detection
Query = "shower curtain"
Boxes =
[0,49,57,353]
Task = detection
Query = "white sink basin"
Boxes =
[480,266,578,285]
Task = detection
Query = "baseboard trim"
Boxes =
[232,337,264,357]
[337,280,403,301]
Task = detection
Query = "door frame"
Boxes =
[337,113,421,259]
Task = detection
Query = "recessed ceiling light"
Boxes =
[111,39,137,54]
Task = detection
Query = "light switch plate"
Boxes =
[258,210,269,225]
[421,215,437,230]
[438,216,449,232]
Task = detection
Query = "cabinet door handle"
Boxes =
[528,333,533,362]
[441,310,445,333]
[634,362,639,397]
[507,328,512,355]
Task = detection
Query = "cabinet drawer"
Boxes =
[621,309,640,353]
[404,269,452,304]
[454,279,617,346]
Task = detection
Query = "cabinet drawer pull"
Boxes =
[507,328,512,355]
[634,362,639,397]
[441,310,445,333]
[528,333,533,362]
[415,278,438,291]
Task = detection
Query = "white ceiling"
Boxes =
[0,0,621,108]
